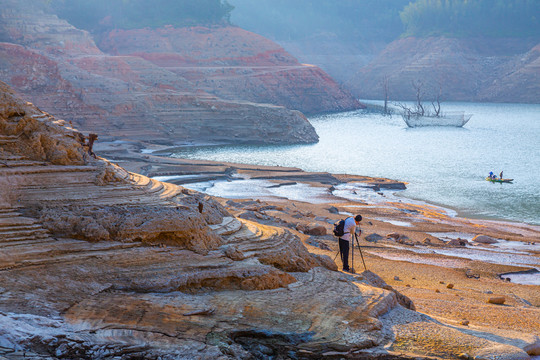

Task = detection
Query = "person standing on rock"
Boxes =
[339,214,362,272]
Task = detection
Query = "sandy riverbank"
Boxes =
[95,140,540,356]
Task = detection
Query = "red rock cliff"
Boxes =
[0,1,362,146]
[98,26,362,114]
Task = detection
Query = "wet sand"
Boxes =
[95,140,540,338]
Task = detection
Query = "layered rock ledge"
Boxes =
[0,82,399,359]
[2,83,540,359]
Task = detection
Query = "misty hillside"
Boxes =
[229,0,540,103]
[229,0,540,43]
[33,0,540,103]
[48,0,234,31]
[400,0,540,38]
[229,0,407,44]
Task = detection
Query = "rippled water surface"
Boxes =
[172,102,540,225]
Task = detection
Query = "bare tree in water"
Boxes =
[412,80,425,116]
[381,75,391,115]
[396,80,445,119]
[431,82,442,117]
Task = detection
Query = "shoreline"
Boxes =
[104,139,540,228]
[95,138,540,247]
[91,139,540,356]
[394,189,540,229]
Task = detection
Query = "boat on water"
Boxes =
[402,112,473,127]
[486,177,513,183]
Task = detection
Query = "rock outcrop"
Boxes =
[0,82,390,358]
[98,26,362,115]
[347,37,540,103]
[0,0,362,147]
[2,82,537,359]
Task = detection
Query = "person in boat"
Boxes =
[499,171,503,180]
[489,171,495,179]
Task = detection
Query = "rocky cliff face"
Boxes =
[0,0,362,147]
[0,81,398,358]
[477,43,540,103]
[3,83,537,359]
[98,26,361,115]
[347,37,540,103]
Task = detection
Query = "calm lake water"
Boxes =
[172,101,540,226]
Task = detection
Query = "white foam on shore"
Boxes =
[367,244,540,285]
[391,243,539,267]
[492,239,540,251]
[181,177,337,204]
[333,182,458,217]
[428,232,476,241]
[374,218,414,227]
[502,272,540,286]
[428,233,540,255]
[152,174,208,182]
[332,183,396,204]
[370,240,540,285]
[185,181,215,193]
[365,248,469,268]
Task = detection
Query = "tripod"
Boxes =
[354,232,367,271]
[334,233,367,272]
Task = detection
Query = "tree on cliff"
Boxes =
[47,0,234,32]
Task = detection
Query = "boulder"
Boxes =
[396,236,411,245]
[447,238,468,247]
[298,223,327,236]
[487,297,506,305]
[327,206,339,214]
[222,245,246,261]
[524,338,540,356]
[305,237,331,251]
[472,235,498,244]
[365,233,383,243]
[465,269,480,279]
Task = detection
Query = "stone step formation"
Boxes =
[1,81,538,359]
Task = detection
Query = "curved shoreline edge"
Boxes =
[101,140,540,230]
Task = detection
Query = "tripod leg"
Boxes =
[355,233,367,271]
[350,238,355,273]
